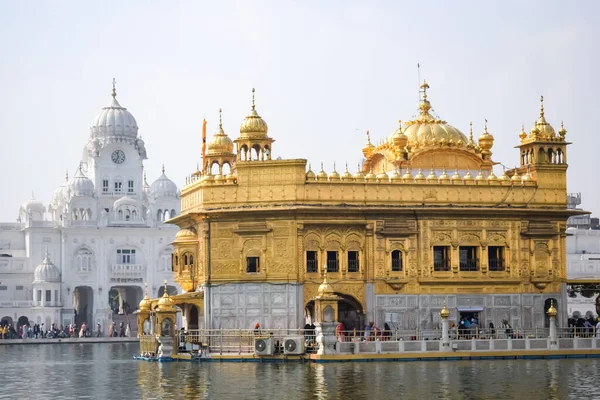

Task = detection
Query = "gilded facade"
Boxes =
[168,82,581,331]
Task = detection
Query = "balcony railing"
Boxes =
[434,259,451,271]
[460,259,479,271]
[306,259,318,273]
[327,259,339,273]
[111,264,145,279]
[0,300,32,308]
[488,258,505,271]
[347,260,359,273]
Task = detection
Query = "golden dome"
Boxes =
[402,168,413,182]
[139,284,151,312]
[532,96,556,139]
[440,302,450,319]
[426,168,437,183]
[390,169,402,182]
[487,170,498,183]
[478,120,494,152]
[511,171,521,182]
[439,168,450,184]
[519,124,527,141]
[175,228,198,242]
[558,121,567,139]
[239,88,268,138]
[365,169,377,182]
[306,164,316,181]
[353,164,365,181]
[317,273,335,296]
[390,120,408,149]
[499,170,510,183]
[451,168,462,183]
[414,168,426,183]
[376,170,389,182]
[403,81,468,149]
[546,300,557,317]
[475,170,486,182]
[329,164,341,181]
[316,163,328,181]
[157,281,176,312]
[341,164,353,181]
[208,110,234,154]
[463,170,474,183]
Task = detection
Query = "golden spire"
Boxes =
[366,130,372,145]
[559,121,567,138]
[519,124,527,140]
[111,77,117,98]
[219,108,223,128]
[163,279,168,297]
[251,88,256,110]
[540,95,545,118]
[484,119,489,134]
[420,79,429,100]
[419,80,431,114]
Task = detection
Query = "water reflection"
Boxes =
[2,344,600,399]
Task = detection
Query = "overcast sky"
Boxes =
[1,1,598,221]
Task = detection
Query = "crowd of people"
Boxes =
[0,321,133,339]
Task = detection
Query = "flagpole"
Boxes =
[201,118,207,174]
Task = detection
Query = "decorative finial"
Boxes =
[398,119,402,128]
[219,108,223,128]
[44,246,49,261]
[333,162,337,171]
[65,170,69,181]
[469,122,474,140]
[111,78,117,98]
[308,163,312,171]
[345,162,349,172]
[420,79,429,99]
[162,164,165,174]
[366,130,372,144]
[320,162,324,171]
[31,191,35,199]
[144,282,149,297]
[540,95,545,117]
[163,280,168,296]
[251,88,256,110]
[144,171,147,183]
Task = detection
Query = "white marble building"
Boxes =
[0,85,180,333]
[566,227,600,319]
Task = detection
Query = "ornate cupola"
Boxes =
[205,109,236,176]
[513,96,570,200]
[234,88,274,161]
[478,119,495,161]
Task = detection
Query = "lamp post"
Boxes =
[440,302,451,352]
[547,299,558,350]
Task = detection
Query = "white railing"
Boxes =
[111,264,145,278]
[0,300,33,308]
[172,327,600,357]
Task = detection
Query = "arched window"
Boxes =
[391,250,403,272]
[190,255,194,265]
[86,209,92,219]
[157,209,163,222]
[170,209,176,218]
[184,254,188,265]
[222,163,231,176]
[76,249,93,272]
[210,162,220,175]
[164,209,171,220]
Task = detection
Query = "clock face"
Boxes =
[111,150,126,164]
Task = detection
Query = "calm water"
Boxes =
[0,343,599,399]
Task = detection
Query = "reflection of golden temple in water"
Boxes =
[146,81,583,332]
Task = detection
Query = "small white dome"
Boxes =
[151,167,178,198]
[69,166,94,196]
[33,251,61,283]
[114,196,139,209]
[90,90,138,139]
[22,196,45,214]
[51,173,70,206]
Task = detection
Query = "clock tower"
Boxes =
[82,82,148,220]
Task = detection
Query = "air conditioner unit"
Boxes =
[283,336,305,355]
[254,337,275,356]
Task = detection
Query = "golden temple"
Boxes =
[149,81,582,332]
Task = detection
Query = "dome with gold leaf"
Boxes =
[530,96,556,139]
[157,282,176,311]
[174,228,198,242]
[239,88,268,138]
[139,284,151,312]
[208,109,234,154]
[401,81,468,148]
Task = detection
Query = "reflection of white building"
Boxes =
[0,85,180,332]
[566,227,600,318]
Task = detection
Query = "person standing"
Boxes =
[119,322,125,337]
[108,323,114,338]
[96,322,101,337]
[125,324,131,338]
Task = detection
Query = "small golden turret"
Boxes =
[558,121,567,139]
[362,130,375,158]
[546,299,557,317]
[440,302,450,319]
[138,282,151,312]
[478,119,494,155]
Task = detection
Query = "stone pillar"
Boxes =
[440,303,451,352]
[547,300,558,350]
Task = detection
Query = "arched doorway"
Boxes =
[1,316,13,326]
[304,294,365,330]
[73,286,94,326]
[108,286,143,315]
[17,316,29,327]
[544,298,559,328]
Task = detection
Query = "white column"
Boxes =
[549,315,558,350]
[441,317,450,351]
